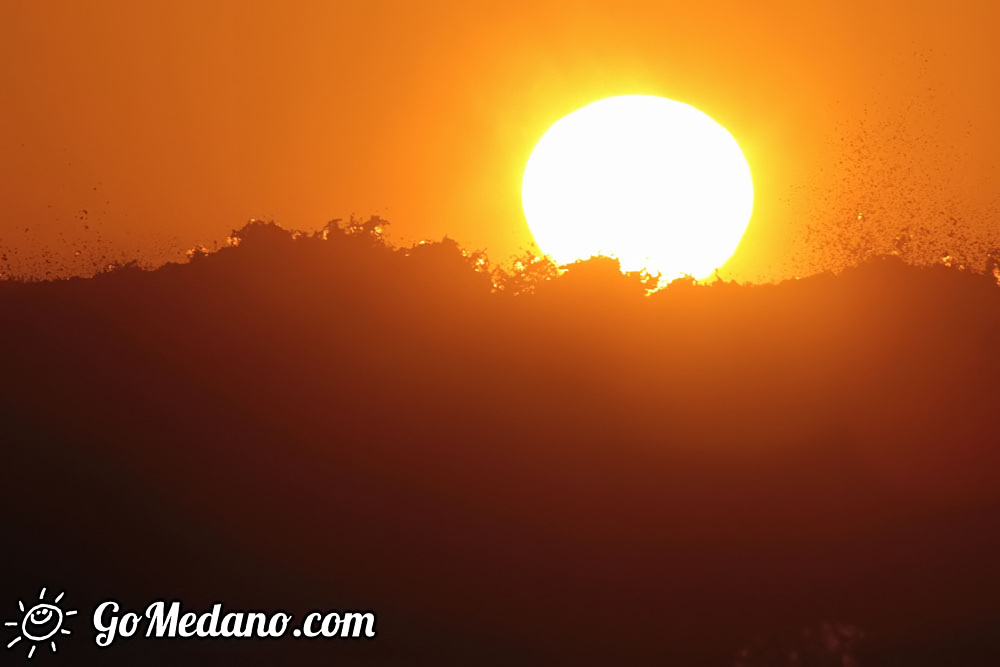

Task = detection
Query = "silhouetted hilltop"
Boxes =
[2,219,1000,666]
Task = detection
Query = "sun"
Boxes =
[4,588,76,660]
[521,95,753,281]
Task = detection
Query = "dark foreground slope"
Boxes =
[2,222,1000,666]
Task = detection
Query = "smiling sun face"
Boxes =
[5,588,76,660]
[23,604,62,642]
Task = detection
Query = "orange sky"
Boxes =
[1,0,997,281]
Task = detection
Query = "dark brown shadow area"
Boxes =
[2,219,1000,665]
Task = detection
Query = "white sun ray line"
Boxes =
[18,601,24,613]
[4,621,16,626]
[39,587,46,600]
[54,592,65,603]
[6,636,21,649]
[28,644,36,659]
[65,610,77,616]
[51,641,57,652]
[60,628,71,635]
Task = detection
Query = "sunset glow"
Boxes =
[3,2,1000,664]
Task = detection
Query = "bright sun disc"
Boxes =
[522,95,753,281]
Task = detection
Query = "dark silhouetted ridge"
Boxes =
[2,219,1000,666]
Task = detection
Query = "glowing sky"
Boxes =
[1,0,997,280]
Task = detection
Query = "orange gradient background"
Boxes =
[1,0,997,281]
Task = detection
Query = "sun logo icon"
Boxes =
[5,588,76,659]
